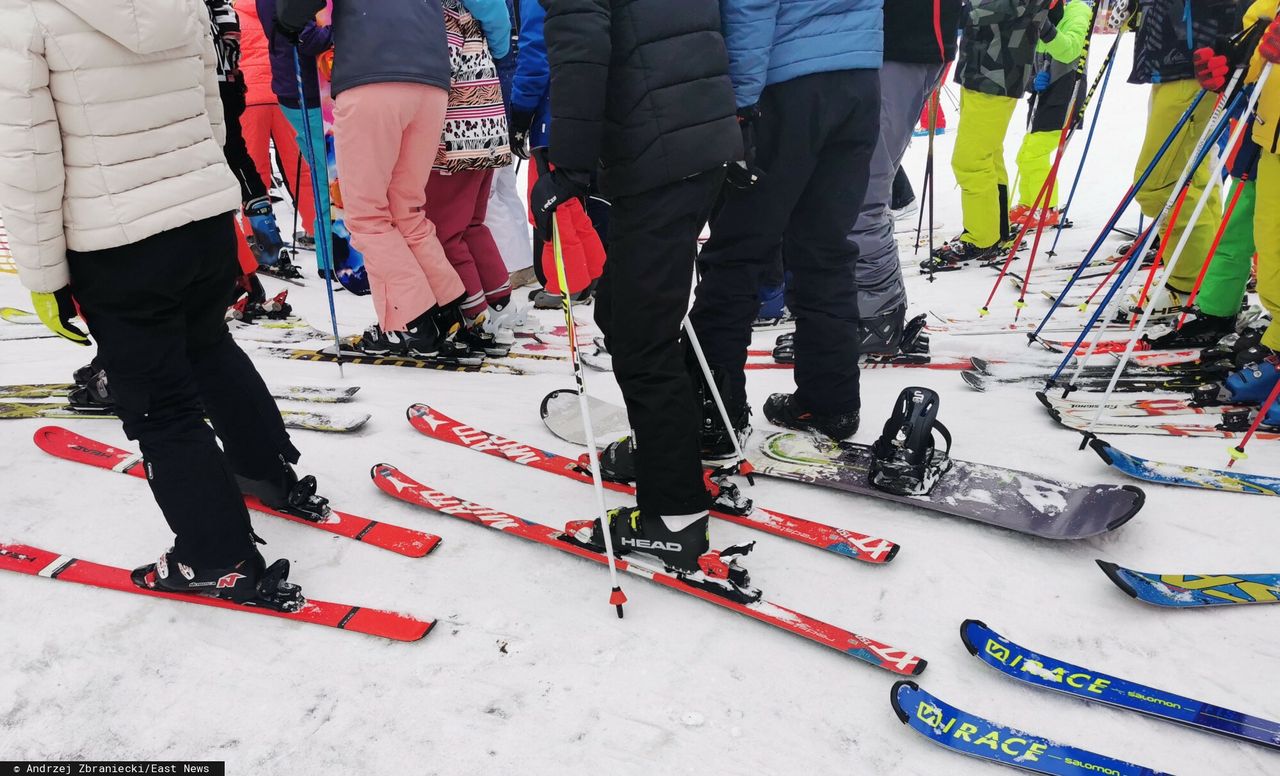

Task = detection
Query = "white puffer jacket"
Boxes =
[0,0,241,293]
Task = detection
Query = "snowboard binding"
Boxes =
[868,387,954,497]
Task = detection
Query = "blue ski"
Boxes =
[891,681,1171,775]
[963,619,1280,750]
[1098,560,1280,608]
[1090,438,1280,496]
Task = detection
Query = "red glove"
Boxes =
[1261,19,1280,64]
[1193,47,1230,92]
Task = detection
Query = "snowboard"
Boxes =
[1089,438,1280,495]
[1098,561,1280,608]
[0,401,370,433]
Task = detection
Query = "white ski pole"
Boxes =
[683,314,753,479]
[551,214,627,617]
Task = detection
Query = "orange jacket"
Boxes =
[235,0,275,106]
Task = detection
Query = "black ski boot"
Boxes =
[920,237,1006,273]
[597,436,638,484]
[1144,309,1237,350]
[868,387,954,496]
[67,367,115,414]
[131,546,303,611]
[452,309,510,357]
[235,458,331,521]
[356,307,476,362]
[697,366,751,461]
[763,393,860,441]
[73,361,100,387]
[857,305,908,356]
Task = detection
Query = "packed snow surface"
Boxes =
[1,37,1278,775]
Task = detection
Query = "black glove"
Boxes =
[509,110,534,160]
[726,104,763,189]
[276,0,324,44]
[529,147,591,242]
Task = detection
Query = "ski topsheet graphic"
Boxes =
[1098,561,1280,608]
[371,463,925,675]
[0,543,433,641]
[962,619,1280,749]
[1090,438,1280,495]
[891,681,1172,775]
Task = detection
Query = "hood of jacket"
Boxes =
[52,0,201,55]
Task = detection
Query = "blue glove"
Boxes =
[1034,69,1052,93]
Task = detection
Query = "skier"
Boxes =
[423,0,514,354]
[1124,0,1241,318]
[847,0,962,354]
[690,0,885,441]
[925,0,1053,271]
[205,0,296,277]
[275,0,476,359]
[1009,0,1092,231]
[0,0,324,605]
[1192,0,1280,427]
[534,0,741,572]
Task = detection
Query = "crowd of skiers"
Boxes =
[1,0,1278,603]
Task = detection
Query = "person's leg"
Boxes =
[272,106,317,238]
[241,104,276,197]
[607,170,725,516]
[486,164,534,273]
[786,68,881,416]
[334,83,446,331]
[1016,131,1061,207]
[219,82,270,205]
[283,104,332,265]
[951,89,1018,247]
[891,165,915,211]
[1132,80,1223,292]
[1195,178,1256,318]
[691,74,832,408]
[425,170,489,317]
[67,217,257,569]
[849,61,943,322]
[462,169,514,305]
[1255,153,1280,352]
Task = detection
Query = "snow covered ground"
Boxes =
[1,35,1277,775]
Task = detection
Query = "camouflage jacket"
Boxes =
[956,0,1053,98]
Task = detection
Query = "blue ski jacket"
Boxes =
[511,0,552,145]
[719,0,884,109]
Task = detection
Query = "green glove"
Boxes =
[31,286,90,346]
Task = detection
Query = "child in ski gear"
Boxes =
[1126,0,1241,307]
[932,0,1053,271]
[1011,0,1093,230]
[848,0,962,354]
[0,0,318,604]
[692,0,884,441]
[538,0,740,572]
[276,0,475,357]
[485,0,536,283]
[424,0,514,354]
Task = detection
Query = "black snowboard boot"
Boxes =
[235,457,330,521]
[763,393,860,441]
[131,546,302,610]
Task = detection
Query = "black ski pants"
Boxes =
[691,69,881,416]
[220,81,269,205]
[595,169,725,517]
[68,213,299,568]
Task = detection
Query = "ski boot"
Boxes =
[595,436,638,484]
[66,367,115,414]
[72,361,99,388]
[1124,285,1187,324]
[1192,354,1280,407]
[868,387,954,496]
[763,393,860,441]
[697,366,752,462]
[920,237,1005,273]
[131,546,303,611]
[356,307,478,363]
[530,281,595,310]
[486,298,534,341]
[453,308,510,357]
[245,197,296,273]
[294,232,316,251]
[235,458,331,522]
[1143,308,1236,350]
[752,283,794,330]
[772,331,795,363]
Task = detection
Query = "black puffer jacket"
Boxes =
[1128,0,1246,85]
[885,0,963,64]
[542,0,741,198]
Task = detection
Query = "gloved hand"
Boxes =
[509,110,534,160]
[1261,18,1280,64]
[726,104,764,189]
[1033,69,1052,92]
[31,286,90,346]
[529,147,590,243]
[1193,46,1230,92]
[275,0,325,44]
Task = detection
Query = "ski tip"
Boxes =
[32,424,67,452]
[959,371,987,392]
[1033,390,1052,411]
[405,403,430,421]
[883,543,902,564]
[969,356,991,375]
[910,657,928,676]
[890,680,919,723]
[959,619,988,656]
[369,462,398,481]
[1087,436,1115,464]
[1095,559,1139,599]
[1106,485,1146,531]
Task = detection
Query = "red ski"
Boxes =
[405,404,899,564]
[0,542,432,641]
[371,464,924,674]
[34,426,440,558]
